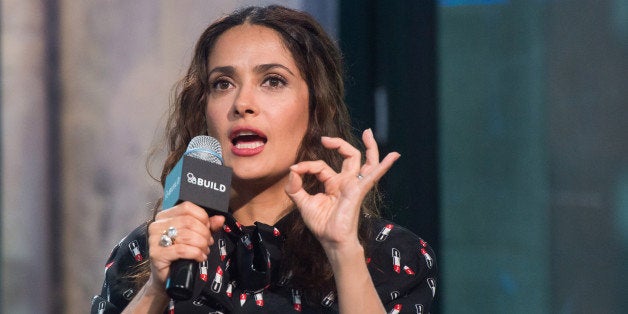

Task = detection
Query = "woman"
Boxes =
[91,5,437,314]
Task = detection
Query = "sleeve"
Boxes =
[90,223,149,314]
[366,219,438,314]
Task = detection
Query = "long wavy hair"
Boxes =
[146,5,382,303]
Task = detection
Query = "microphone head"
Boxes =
[185,135,223,165]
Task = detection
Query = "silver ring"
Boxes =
[159,234,173,247]
[357,174,364,180]
[167,226,178,240]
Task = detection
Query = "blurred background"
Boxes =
[2,0,627,313]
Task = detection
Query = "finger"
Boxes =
[289,160,338,184]
[361,152,401,184]
[148,218,212,259]
[157,201,211,228]
[149,242,208,263]
[321,136,361,175]
[208,215,225,237]
[285,169,326,214]
[285,169,309,204]
[285,167,303,195]
[151,214,211,240]
[156,227,211,252]
[362,128,380,169]
[149,216,212,252]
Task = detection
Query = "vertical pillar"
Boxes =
[1,0,54,312]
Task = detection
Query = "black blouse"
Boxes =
[91,213,437,313]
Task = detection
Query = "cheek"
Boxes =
[204,112,215,135]
[204,105,222,133]
[291,92,310,132]
[287,109,310,150]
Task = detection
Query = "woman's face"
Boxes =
[205,24,310,184]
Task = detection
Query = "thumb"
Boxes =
[285,169,309,205]
[208,215,225,233]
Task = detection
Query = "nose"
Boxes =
[233,84,258,117]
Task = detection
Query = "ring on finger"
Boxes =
[166,226,178,240]
[159,234,173,247]
[357,173,364,180]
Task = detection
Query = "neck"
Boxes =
[229,175,294,226]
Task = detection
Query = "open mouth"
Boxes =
[230,130,267,150]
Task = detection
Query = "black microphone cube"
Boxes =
[163,155,232,214]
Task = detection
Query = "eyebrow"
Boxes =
[208,63,296,77]
[208,66,235,77]
[254,63,296,77]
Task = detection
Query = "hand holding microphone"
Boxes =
[148,136,232,301]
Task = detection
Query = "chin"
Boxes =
[233,169,290,185]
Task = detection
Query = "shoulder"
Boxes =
[363,217,438,311]
[365,218,436,273]
[106,222,149,267]
[365,217,431,252]
[91,223,149,313]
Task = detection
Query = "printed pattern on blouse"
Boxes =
[90,215,437,313]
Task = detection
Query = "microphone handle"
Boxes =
[166,259,198,300]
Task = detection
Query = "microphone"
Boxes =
[162,135,232,301]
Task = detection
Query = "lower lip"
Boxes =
[231,143,265,156]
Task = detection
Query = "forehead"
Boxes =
[209,24,297,69]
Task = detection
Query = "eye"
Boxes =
[262,74,287,89]
[210,78,234,92]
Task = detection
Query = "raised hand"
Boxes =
[285,129,400,250]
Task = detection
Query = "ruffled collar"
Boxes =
[217,210,297,292]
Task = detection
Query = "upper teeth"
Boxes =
[236,131,257,137]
